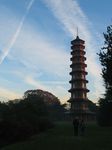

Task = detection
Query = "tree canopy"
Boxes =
[24,89,61,105]
[98,25,112,126]
[0,89,68,147]
[98,25,112,90]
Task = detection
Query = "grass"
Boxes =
[1,122,112,150]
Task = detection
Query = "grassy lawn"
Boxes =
[1,122,112,150]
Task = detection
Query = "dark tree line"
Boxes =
[98,25,112,126]
[0,89,67,147]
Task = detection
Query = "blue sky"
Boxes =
[0,0,111,103]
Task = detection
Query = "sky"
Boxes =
[0,0,111,103]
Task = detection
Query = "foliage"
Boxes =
[98,25,112,89]
[98,25,112,126]
[24,89,60,105]
[98,97,112,126]
[0,93,53,147]
[24,89,67,120]
[0,89,67,147]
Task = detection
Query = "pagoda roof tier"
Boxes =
[68,98,88,103]
[68,88,89,93]
[71,45,85,50]
[70,70,88,75]
[70,56,86,61]
[69,79,88,83]
[71,50,86,55]
[70,68,86,72]
[70,63,87,68]
[71,36,85,45]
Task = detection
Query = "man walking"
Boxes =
[79,119,86,136]
[73,117,79,136]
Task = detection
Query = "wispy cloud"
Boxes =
[0,0,104,103]
[27,0,35,10]
[0,0,35,64]
[10,25,69,78]
[43,0,104,101]
[0,9,70,102]
[44,0,91,41]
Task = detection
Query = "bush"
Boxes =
[0,94,53,146]
[97,98,112,126]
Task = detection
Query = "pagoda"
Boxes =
[68,35,90,120]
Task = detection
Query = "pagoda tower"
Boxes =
[68,35,90,120]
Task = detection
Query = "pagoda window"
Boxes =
[82,83,86,88]
[82,75,85,79]
[82,92,87,99]
[72,84,75,88]
[72,93,75,98]
[72,74,82,79]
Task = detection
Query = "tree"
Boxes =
[0,89,67,147]
[98,25,112,89]
[98,24,112,126]
[0,93,53,146]
[24,89,67,120]
[24,89,60,105]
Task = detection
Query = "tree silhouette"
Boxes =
[98,25,112,89]
[98,25,112,126]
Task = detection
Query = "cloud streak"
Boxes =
[0,0,104,102]
[43,0,104,101]
[44,0,91,41]
[0,0,35,64]
[10,25,69,78]
[7,25,70,102]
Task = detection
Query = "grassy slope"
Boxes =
[2,122,112,150]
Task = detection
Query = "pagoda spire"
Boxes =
[76,27,78,36]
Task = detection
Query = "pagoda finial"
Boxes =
[76,27,79,39]
[77,27,78,36]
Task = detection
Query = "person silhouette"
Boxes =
[73,117,79,136]
[79,119,86,136]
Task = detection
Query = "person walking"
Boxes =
[79,119,86,136]
[73,117,79,136]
